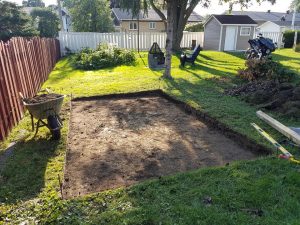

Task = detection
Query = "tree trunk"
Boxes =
[163,0,174,79]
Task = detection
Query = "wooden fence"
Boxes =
[0,37,60,141]
[59,31,204,55]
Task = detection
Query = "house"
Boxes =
[23,6,72,32]
[230,10,300,32]
[60,8,72,31]
[203,15,257,51]
[111,8,203,32]
[257,21,300,33]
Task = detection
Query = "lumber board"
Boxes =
[256,110,300,145]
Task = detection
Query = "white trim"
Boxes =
[129,21,138,30]
[257,21,280,29]
[112,9,120,21]
[234,26,238,50]
[218,25,223,51]
[240,26,251,36]
[222,24,257,26]
[149,22,156,30]
[203,15,222,27]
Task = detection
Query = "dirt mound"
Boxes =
[226,82,300,117]
[23,93,63,104]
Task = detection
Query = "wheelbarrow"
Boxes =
[20,92,65,140]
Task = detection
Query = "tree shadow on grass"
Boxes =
[224,51,246,60]
[0,137,61,204]
[272,52,300,62]
[63,93,258,199]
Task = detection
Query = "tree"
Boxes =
[22,0,45,7]
[31,8,60,37]
[119,0,276,79]
[0,1,38,41]
[290,0,300,12]
[64,0,114,32]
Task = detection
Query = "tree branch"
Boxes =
[149,0,167,28]
[185,0,200,20]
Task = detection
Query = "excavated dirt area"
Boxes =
[63,96,257,198]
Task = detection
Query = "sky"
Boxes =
[8,0,293,16]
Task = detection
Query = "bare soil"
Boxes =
[23,93,63,104]
[63,96,256,198]
[225,81,300,118]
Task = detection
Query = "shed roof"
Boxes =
[213,15,257,25]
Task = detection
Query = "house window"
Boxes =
[149,22,156,29]
[240,27,251,36]
[129,22,138,30]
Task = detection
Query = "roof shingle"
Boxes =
[112,8,203,22]
[213,15,257,25]
[230,11,300,22]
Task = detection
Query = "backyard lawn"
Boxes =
[0,49,300,224]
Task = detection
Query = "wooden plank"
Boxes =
[0,37,60,140]
[256,110,300,145]
[0,43,17,129]
[6,40,23,121]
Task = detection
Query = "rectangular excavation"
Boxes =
[63,95,257,198]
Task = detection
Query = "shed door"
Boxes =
[224,26,237,51]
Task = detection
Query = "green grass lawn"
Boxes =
[0,49,300,224]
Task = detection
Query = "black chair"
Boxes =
[180,45,201,67]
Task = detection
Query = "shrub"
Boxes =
[283,30,300,48]
[238,59,295,82]
[184,22,204,32]
[74,44,136,70]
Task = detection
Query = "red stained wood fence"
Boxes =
[0,37,60,141]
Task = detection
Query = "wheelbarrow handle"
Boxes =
[19,92,25,100]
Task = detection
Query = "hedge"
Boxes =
[283,30,300,48]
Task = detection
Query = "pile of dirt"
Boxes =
[23,93,63,104]
[225,82,300,117]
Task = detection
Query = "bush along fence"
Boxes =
[0,37,60,141]
[59,31,204,55]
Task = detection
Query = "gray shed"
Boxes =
[203,15,257,51]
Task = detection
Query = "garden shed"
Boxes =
[204,15,257,51]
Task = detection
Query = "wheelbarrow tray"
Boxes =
[23,95,65,119]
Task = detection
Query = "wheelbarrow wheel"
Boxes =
[47,116,61,140]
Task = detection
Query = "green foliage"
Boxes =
[22,0,45,7]
[295,43,300,52]
[290,0,300,12]
[1,49,300,224]
[283,30,300,48]
[31,7,59,38]
[66,0,114,32]
[238,59,295,82]
[184,22,204,32]
[74,44,136,70]
[0,1,38,41]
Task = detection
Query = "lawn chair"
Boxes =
[180,45,201,67]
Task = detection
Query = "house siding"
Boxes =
[258,21,281,33]
[220,25,227,50]
[204,18,221,50]
[221,25,255,51]
[119,21,166,32]
[236,26,255,50]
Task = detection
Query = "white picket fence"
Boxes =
[59,31,204,55]
[255,32,284,48]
